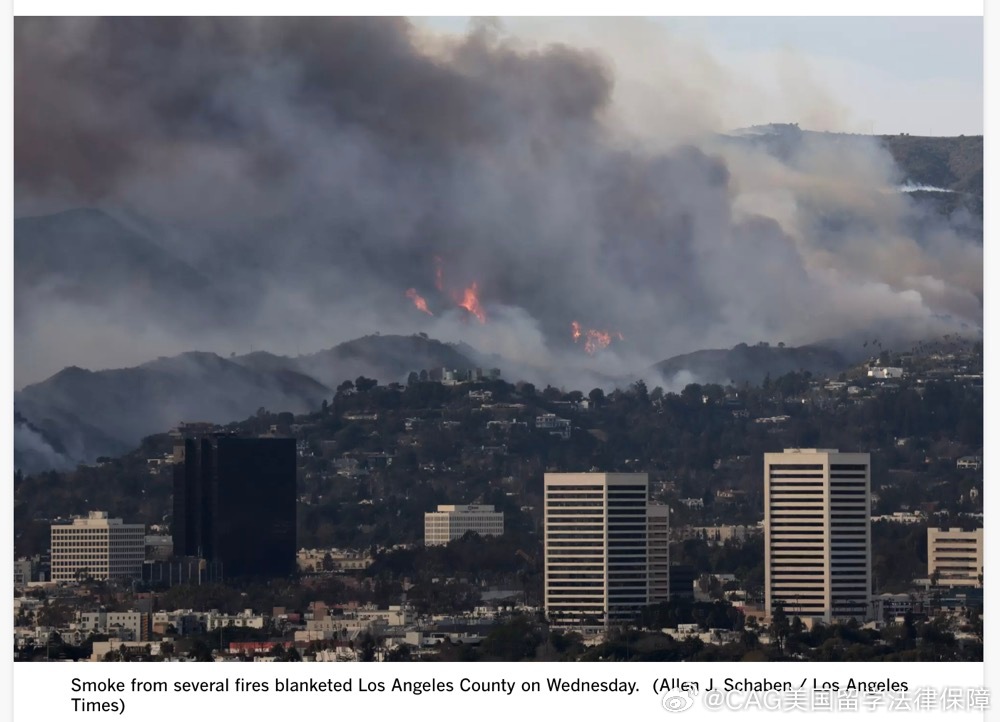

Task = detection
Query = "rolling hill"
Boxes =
[13,334,480,470]
[652,342,850,387]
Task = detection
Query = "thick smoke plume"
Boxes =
[15,17,982,391]
[14,421,74,472]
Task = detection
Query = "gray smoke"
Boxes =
[14,420,75,472]
[15,17,982,391]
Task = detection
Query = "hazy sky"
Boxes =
[417,16,984,136]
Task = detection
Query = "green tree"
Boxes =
[770,604,789,655]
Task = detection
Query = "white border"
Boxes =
[8,0,987,17]
[4,3,991,721]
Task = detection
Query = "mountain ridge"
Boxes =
[13,334,482,471]
[14,333,863,471]
[652,342,851,387]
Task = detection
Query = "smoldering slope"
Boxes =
[14,17,982,393]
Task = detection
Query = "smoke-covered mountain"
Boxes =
[651,342,851,387]
[727,123,983,223]
[13,334,485,471]
[14,352,330,473]
[14,19,981,418]
[294,334,481,387]
[227,334,483,388]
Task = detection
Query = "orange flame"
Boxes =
[457,282,487,324]
[572,322,623,355]
[405,288,433,315]
[427,256,486,323]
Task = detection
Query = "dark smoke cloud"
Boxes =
[14,17,982,390]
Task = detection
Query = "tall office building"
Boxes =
[764,449,871,623]
[172,434,296,578]
[51,511,145,583]
[544,473,668,634]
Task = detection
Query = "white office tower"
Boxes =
[544,473,654,634]
[423,504,504,546]
[50,511,146,582]
[764,449,871,623]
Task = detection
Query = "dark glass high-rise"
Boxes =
[172,434,296,578]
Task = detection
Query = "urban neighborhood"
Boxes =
[14,339,984,662]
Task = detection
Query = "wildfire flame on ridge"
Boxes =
[571,321,624,355]
[406,257,487,323]
[457,282,487,324]
[405,288,433,315]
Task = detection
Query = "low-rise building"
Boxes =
[535,414,571,439]
[13,559,34,585]
[871,593,917,623]
[297,548,374,573]
[868,367,904,379]
[956,456,983,470]
[50,511,145,583]
[77,611,149,641]
[424,505,504,546]
[872,511,926,524]
[144,535,173,561]
[690,524,758,544]
[928,527,983,587]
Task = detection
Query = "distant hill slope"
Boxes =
[727,125,983,220]
[294,334,478,387]
[14,352,331,472]
[880,134,983,197]
[880,134,983,219]
[13,334,479,471]
[652,342,850,387]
